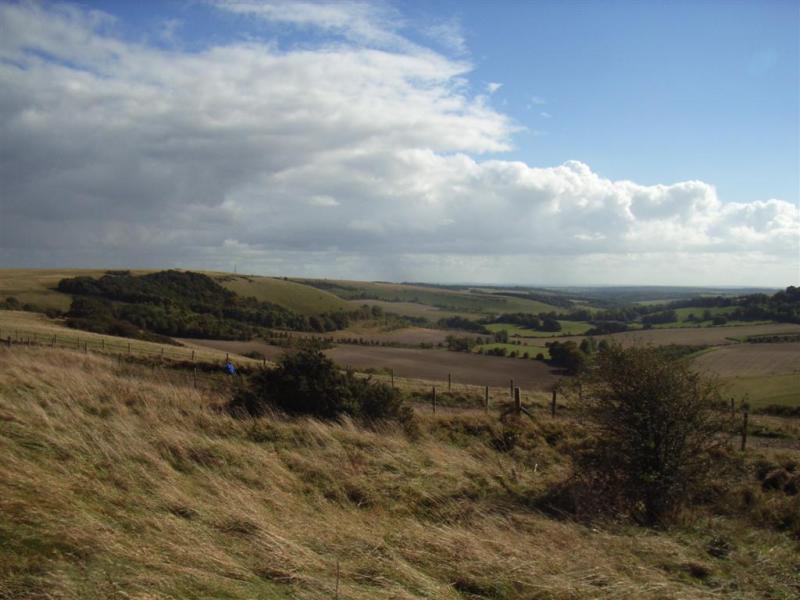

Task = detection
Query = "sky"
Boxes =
[0,0,798,286]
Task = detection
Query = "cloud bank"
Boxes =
[0,2,796,285]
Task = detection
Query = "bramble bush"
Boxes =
[229,346,409,423]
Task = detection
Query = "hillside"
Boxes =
[1,346,799,599]
[296,279,565,317]
[212,274,352,315]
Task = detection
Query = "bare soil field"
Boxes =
[559,323,800,347]
[184,338,560,390]
[300,326,472,346]
[692,343,800,377]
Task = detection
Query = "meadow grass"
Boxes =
[2,346,799,599]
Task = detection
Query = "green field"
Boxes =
[486,321,592,338]
[474,342,550,358]
[212,274,351,315]
[723,374,800,408]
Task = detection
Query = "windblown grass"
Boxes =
[1,347,798,599]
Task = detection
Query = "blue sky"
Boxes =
[1,0,798,285]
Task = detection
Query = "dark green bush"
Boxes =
[229,347,408,422]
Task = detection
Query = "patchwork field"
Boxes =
[692,343,800,377]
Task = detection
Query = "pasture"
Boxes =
[486,321,592,338]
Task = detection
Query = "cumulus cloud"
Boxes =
[0,2,796,285]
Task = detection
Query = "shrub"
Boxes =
[229,347,408,422]
[572,345,728,525]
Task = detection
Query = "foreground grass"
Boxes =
[1,347,798,599]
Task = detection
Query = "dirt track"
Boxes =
[182,338,560,390]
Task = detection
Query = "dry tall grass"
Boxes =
[1,347,798,599]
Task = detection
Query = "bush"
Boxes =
[229,347,408,422]
[572,345,728,525]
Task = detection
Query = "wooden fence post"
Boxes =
[127,342,131,355]
[514,387,521,416]
[551,388,557,417]
[432,386,437,414]
[52,335,56,347]
[191,349,195,362]
[741,409,749,451]
[5,336,10,349]
[484,385,489,413]
[448,372,451,392]
[390,368,394,388]
[730,397,735,419]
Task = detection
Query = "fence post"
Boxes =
[5,336,10,349]
[432,386,437,414]
[484,385,489,413]
[52,335,56,347]
[191,349,195,362]
[127,343,131,355]
[448,373,451,392]
[551,388,557,417]
[740,409,749,451]
[514,387,521,416]
[390,368,394,388]
[730,397,735,419]
[101,338,105,350]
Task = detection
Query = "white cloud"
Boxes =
[530,95,546,105]
[487,82,502,94]
[0,2,796,285]
[539,111,552,119]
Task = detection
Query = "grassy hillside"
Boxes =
[298,279,564,318]
[1,346,799,599]
[0,269,117,311]
[213,274,352,315]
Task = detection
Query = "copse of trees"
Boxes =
[437,316,490,334]
[58,271,400,342]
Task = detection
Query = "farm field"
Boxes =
[345,299,472,321]
[184,338,560,390]
[486,321,592,338]
[724,374,800,408]
[692,343,800,377]
[474,342,550,358]
[558,322,800,348]
[211,274,351,315]
[316,326,471,346]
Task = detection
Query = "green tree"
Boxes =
[574,345,727,525]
